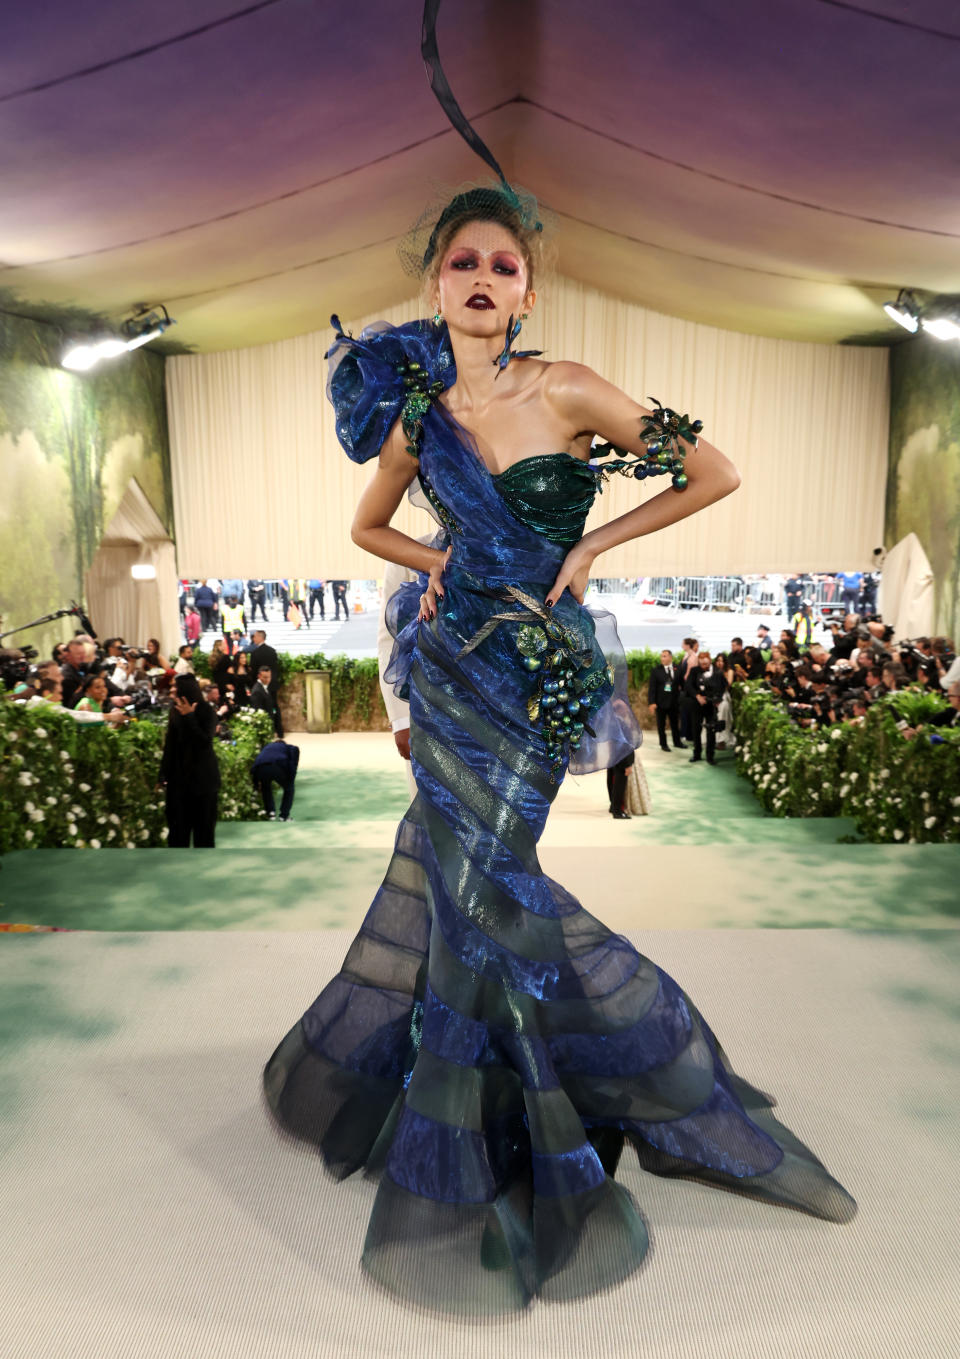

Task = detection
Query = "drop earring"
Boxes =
[433,307,443,325]
[493,313,543,377]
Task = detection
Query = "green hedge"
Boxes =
[0,703,274,853]
[732,682,960,843]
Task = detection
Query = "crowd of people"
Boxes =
[731,614,959,733]
[2,625,299,846]
[181,578,353,637]
[641,612,960,770]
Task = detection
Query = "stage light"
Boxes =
[882,290,919,333]
[920,315,960,341]
[121,304,175,350]
[61,304,176,373]
[130,564,157,581]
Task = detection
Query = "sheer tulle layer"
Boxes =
[263,646,855,1315]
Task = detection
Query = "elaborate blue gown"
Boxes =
[263,320,855,1314]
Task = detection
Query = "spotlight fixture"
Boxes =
[122,303,176,350]
[61,302,176,372]
[882,289,920,334]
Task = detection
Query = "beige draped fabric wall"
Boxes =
[167,278,889,579]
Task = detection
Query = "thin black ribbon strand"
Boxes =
[420,0,510,189]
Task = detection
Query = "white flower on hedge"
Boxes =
[59,750,68,760]
[840,785,850,798]
[34,726,47,738]
[102,771,110,779]
[953,796,960,807]
[24,829,33,842]
[98,815,107,825]
[893,828,904,840]
[924,816,937,829]
[17,772,32,786]
[9,731,18,741]
[880,770,890,780]
[29,809,44,822]
[139,829,149,840]
[849,772,858,782]
[109,813,120,825]
[831,729,842,741]
[67,824,77,835]
[90,838,101,848]
[161,827,169,839]
[79,782,91,793]
[24,800,35,813]
[108,829,116,839]
[45,796,56,806]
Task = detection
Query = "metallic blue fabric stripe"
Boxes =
[531,1145,606,1198]
[386,1105,496,1204]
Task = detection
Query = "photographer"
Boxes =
[685,650,727,765]
[158,674,220,848]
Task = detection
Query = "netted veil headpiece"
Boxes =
[399,0,551,278]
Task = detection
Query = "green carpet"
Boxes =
[2,740,958,932]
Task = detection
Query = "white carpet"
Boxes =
[1,928,957,1359]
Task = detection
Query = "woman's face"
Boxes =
[436,221,535,338]
[89,677,107,701]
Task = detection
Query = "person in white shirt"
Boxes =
[173,645,195,676]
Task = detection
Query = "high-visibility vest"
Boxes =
[791,611,812,646]
[221,602,245,632]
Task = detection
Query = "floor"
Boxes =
[2,735,958,1357]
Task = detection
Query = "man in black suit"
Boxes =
[685,650,727,764]
[250,665,284,737]
[647,648,685,751]
[249,630,279,694]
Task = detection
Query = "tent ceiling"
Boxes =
[2,0,958,351]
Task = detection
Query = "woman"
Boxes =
[157,673,220,847]
[231,650,252,704]
[262,193,854,1310]
[143,637,170,672]
[208,637,231,689]
[74,673,111,714]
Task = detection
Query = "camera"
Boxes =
[0,646,36,690]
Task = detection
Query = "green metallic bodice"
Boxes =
[491,453,600,547]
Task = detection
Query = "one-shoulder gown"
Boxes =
[263,320,856,1314]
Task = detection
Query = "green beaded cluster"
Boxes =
[398,360,445,459]
[517,621,605,777]
[593,398,702,493]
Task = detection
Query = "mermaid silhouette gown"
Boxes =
[263,320,855,1314]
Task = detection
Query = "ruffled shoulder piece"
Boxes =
[325,315,456,464]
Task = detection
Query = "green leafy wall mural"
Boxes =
[0,304,171,658]
[887,334,960,644]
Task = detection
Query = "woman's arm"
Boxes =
[351,420,448,574]
[543,363,740,605]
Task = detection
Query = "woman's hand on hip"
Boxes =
[546,542,595,608]
[418,546,452,621]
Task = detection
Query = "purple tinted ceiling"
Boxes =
[1,0,958,349]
